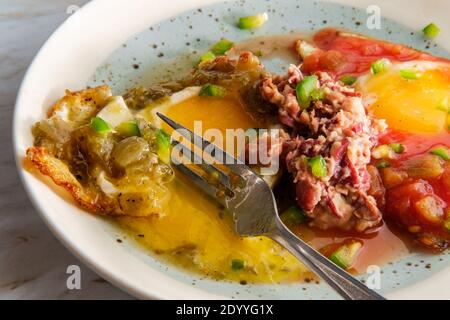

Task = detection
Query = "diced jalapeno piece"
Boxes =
[238,12,268,29]
[307,155,327,178]
[156,129,171,163]
[231,259,245,271]
[199,51,216,64]
[430,147,450,161]
[329,241,362,269]
[296,75,318,109]
[422,23,440,38]
[116,121,141,137]
[389,143,405,154]
[376,160,391,169]
[211,39,234,55]
[199,84,227,97]
[370,58,391,75]
[90,116,111,135]
[340,75,357,85]
[400,68,421,80]
[281,205,306,224]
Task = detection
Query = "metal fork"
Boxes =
[157,112,385,300]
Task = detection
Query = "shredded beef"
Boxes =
[261,66,387,232]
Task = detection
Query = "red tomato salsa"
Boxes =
[302,28,450,77]
[300,28,450,251]
[374,130,450,251]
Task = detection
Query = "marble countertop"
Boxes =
[0,0,131,299]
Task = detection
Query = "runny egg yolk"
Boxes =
[358,63,450,134]
[121,93,309,283]
[163,94,256,133]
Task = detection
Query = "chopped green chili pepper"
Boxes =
[376,160,391,169]
[116,121,140,137]
[389,143,405,154]
[330,241,362,269]
[90,117,111,135]
[296,75,318,108]
[400,68,421,80]
[238,12,268,29]
[199,51,216,64]
[281,205,306,224]
[307,155,327,178]
[340,75,357,85]
[371,59,391,75]
[211,39,234,55]
[156,129,171,163]
[430,147,450,161]
[231,259,245,270]
[199,84,227,97]
[422,23,440,38]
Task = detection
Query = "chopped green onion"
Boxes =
[430,147,450,161]
[330,241,362,269]
[211,39,234,55]
[422,23,440,38]
[307,155,328,178]
[90,117,111,134]
[116,121,140,137]
[370,58,391,75]
[389,143,405,154]
[199,84,227,97]
[281,205,306,224]
[199,51,216,64]
[437,98,449,113]
[156,129,171,163]
[376,160,391,169]
[340,75,357,85]
[296,75,318,109]
[400,68,421,80]
[310,88,325,101]
[231,259,245,270]
[238,12,268,29]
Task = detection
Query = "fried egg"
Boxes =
[357,61,450,134]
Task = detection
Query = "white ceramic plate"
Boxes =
[14,0,450,299]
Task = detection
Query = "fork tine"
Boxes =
[171,140,232,189]
[156,112,248,175]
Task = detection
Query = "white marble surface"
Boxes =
[0,0,131,299]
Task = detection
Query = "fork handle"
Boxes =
[269,221,385,300]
